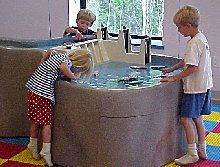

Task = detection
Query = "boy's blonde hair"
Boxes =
[173,5,200,27]
[77,9,96,25]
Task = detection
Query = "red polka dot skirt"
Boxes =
[27,90,54,125]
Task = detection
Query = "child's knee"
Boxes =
[180,117,191,125]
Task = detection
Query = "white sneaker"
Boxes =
[27,144,41,160]
[198,148,207,159]
[40,151,53,167]
[174,154,199,165]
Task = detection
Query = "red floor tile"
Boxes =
[212,124,220,133]
[183,159,220,167]
[0,141,26,159]
[205,131,208,136]
[1,160,42,167]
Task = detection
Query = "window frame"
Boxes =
[80,0,86,9]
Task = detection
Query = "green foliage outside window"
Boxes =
[87,0,164,37]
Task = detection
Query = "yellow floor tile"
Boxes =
[0,158,7,165]
[203,112,220,122]
[163,161,180,167]
[10,149,45,166]
[206,132,220,146]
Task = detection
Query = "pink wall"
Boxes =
[0,0,220,92]
[0,0,68,39]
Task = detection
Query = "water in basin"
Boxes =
[73,62,176,90]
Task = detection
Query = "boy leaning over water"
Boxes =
[161,5,213,165]
[63,9,96,40]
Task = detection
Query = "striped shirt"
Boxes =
[26,51,70,104]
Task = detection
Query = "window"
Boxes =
[68,0,80,27]
[86,0,164,37]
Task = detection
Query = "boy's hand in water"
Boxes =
[160,76,176,82]
[162,68,173,74]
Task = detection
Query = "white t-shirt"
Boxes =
[182,32,213,93]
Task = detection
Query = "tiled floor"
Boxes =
[0,137,45,166]
[0,103,220,167]
[165,103,220,167]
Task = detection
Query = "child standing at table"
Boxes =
[63,9,96,40]
[161,5,213,165]
[26,49,80,166]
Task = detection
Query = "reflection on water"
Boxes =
[73,62,173,90]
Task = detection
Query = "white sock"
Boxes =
[40,143,53,167]
[40,143,51,154]
[188,143,198,156]
[174,144,199,165]
[197,141,207,159]
[198,141,206,150]
[175,154,199,165]
[28,137,38,146]
[27,137,40,160]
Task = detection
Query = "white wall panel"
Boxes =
[49,0,69,38]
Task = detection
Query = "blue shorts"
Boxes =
[181,89,212,118]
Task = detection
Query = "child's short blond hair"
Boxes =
[77,9,96,25]
[173,5,200,27]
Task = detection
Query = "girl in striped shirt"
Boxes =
[26,49,81,166]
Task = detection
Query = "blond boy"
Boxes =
[161,5,213,165]
[63,9,96,40]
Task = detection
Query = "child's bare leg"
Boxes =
[42,125,51,143]
[181,117,196,144]
[193,116,207,159]
[193,116,205,142]
[30,122,40,138]
[28,122,41,160]
[175,117,199,165]
[40,125,53,166]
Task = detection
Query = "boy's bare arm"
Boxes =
[64,27,79,34]
[161,65,198,82]
[59,62,80,80]
[64,27,83,40]
[162,59,185,74]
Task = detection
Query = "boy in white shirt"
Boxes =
[161,5,213,165]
